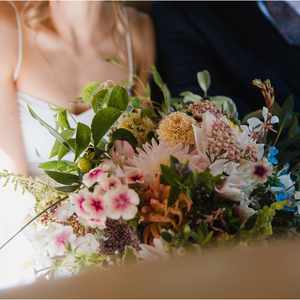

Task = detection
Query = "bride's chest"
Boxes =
[16,32,130,109]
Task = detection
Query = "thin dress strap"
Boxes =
[123,8,135,94]
[8,1,23,81]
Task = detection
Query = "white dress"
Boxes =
[0,2,134,290]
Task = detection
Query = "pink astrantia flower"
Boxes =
[104,186,140,220]
[83,166,107,187]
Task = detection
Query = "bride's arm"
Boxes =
[0,4,28,175]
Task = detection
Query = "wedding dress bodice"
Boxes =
[18,91,94,176]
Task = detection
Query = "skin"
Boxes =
[0,1,155,175]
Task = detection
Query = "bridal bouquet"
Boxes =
[2,69,300,276]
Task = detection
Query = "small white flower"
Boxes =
[73,233,99,255]
[54,201,75,222]
[104,186,139,220]
[46,224,76,257]
[138,238,169,261]
[247,107,279,132]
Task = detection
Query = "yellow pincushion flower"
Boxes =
[117,110,155,144]
[157,112,195,146]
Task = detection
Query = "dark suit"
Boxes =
[151,1,300,116]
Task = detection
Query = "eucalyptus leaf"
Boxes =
[75,123,91,160]
[197,70,211,96]
[91,107,122,148]
[45,171,81,185]
[181,91,202,103]
[211,96,238,118]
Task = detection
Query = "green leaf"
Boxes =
[107,86,129,111]
[80,81,101,104]
[91,107,122,148]
[181,91,203,103]
[39,160,78,173]
[152,65,171,113]
[211,96,238,118]
[111,128,138,149]
[55,185,80,193]
[91,89,109,113]
[45,171,81,185]
[275,95,295,144]
[141,108,157,120]
[49,129,74,159]
[75,123,91,160]
[57,110,71,130]
[131,97,141,109]
[197,70,211,96]
[28,106,74,152]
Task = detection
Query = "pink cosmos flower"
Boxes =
[83,166,107,187]
[104,186,140,220]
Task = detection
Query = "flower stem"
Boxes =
[0,196,68,251]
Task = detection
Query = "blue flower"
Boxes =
[275,191,289,202]
[267,146,279,165]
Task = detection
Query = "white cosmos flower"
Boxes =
[104,186,139,220]
[247,107,279,132]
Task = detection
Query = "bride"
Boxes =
[0,0,154,289]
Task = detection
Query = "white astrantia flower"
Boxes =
[104,186,139,220]
[247,107,279,132]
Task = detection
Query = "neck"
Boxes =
[49,1,113,49]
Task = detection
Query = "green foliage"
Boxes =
[91,107,122,148]
[181,91,203,103]
[49,129,75,160]
[39,160,78,174]
[197,70,211,97]
[152,65,171,114]
[240,202,287,241]
[210,96,238,119]
[91,89,110,112]
[80,81,101,104]
[75,123,91,160]
[45,171,81,186]
[110,128,138,149]
[28,106,75,153]
[107,86,129,111]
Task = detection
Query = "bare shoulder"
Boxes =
[0,1,20,79]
